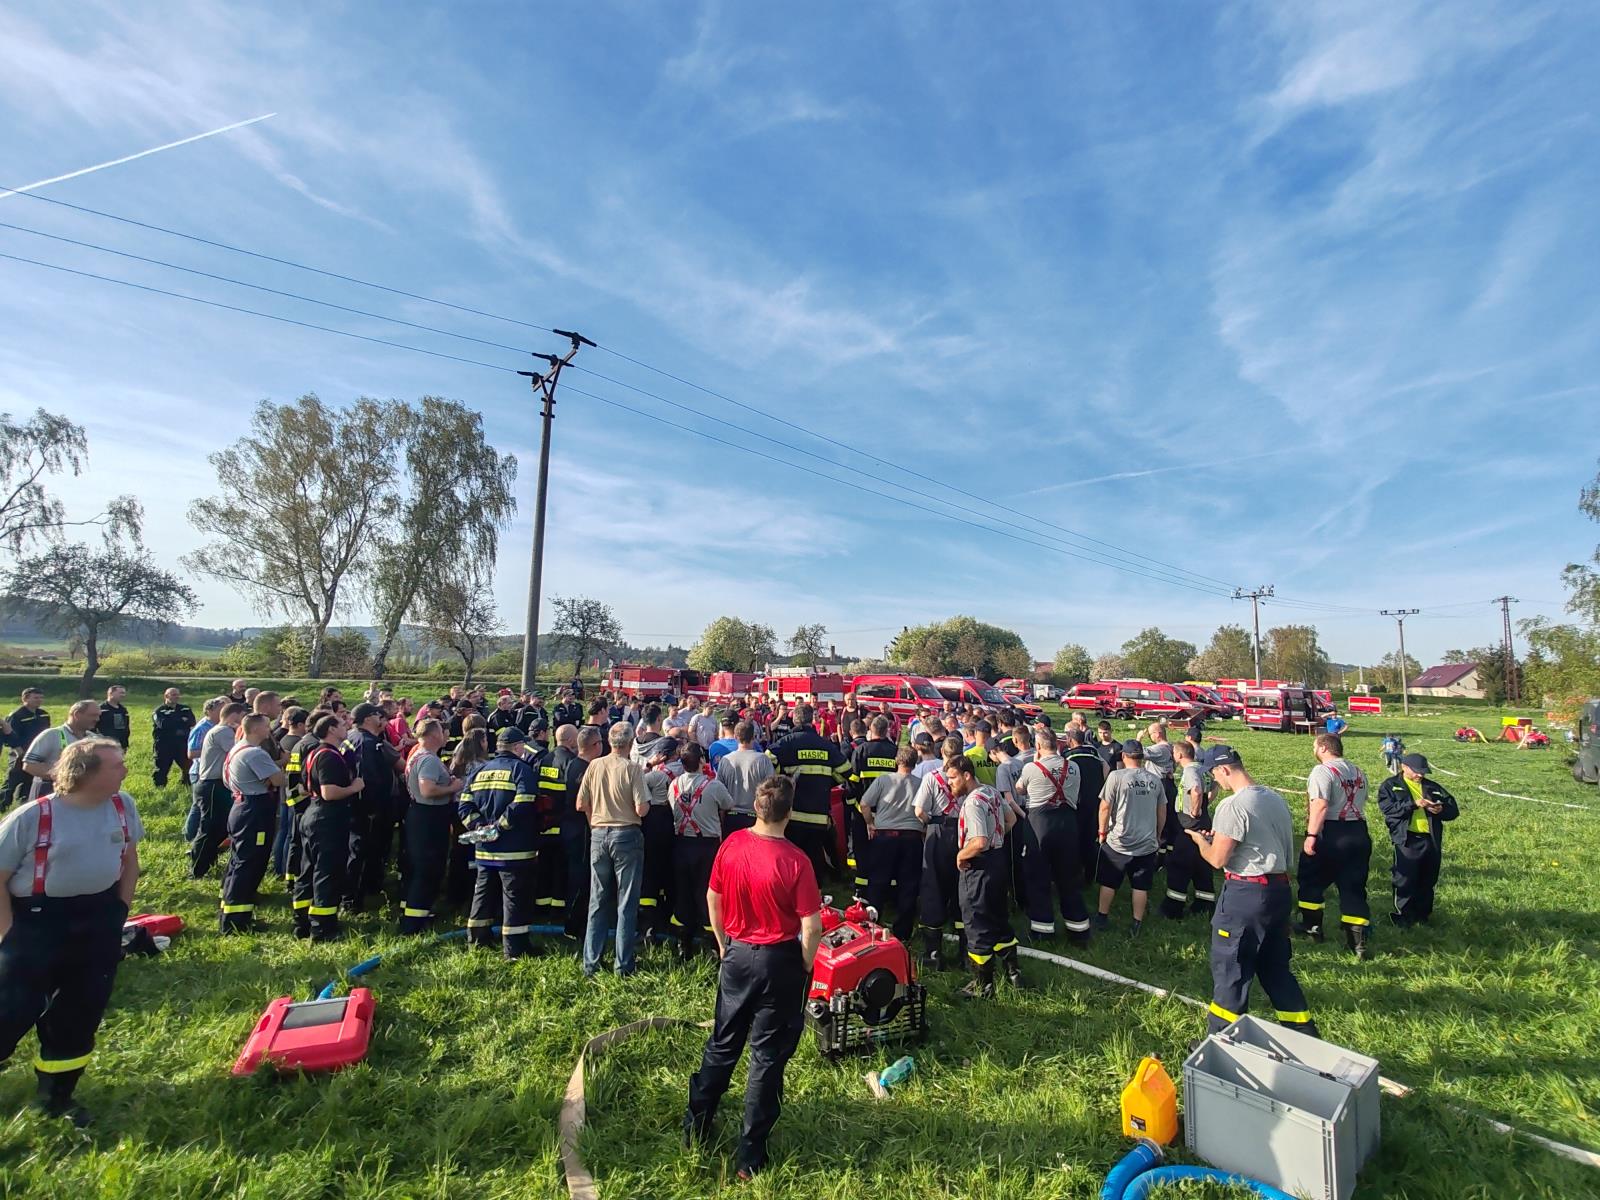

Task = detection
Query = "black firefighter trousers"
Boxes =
[686,939,807,1174]
[220,793,277,933]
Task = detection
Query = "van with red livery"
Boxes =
[844,673,946,720]
[927,677,1043,718]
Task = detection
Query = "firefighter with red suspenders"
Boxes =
[219,714,287,933]
[913,735,966,970]
[669,743,735,959]
[0,738,143,1125]
[297,713,365,942]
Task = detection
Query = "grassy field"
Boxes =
[0,678,1595,1199]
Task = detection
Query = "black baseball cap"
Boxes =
[352,702,382,725]
[912,731,935,747]
[1199,745,1244,772]
[1121,739,1145,759]
[1400,753,1431,775]
[496,726,527,747]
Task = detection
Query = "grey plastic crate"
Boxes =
[1217,1015,1381,1166]
[1183,1036,1361,1200]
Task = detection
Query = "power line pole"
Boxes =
[1233,585,1274,684]
[518,328,594,695]
[1380,608,1420,715]
[1493,595,1519,702]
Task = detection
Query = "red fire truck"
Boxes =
[845,673,947,719]
[1241,686,1332,733]
[600,664,679,697]
[757,668,847,706]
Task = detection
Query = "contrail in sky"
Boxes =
[0,113,277,200]
[1021,448,1293,497]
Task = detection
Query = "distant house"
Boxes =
[1408,662,1485,700]
[1032,661,1054,680]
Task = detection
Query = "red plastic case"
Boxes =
[124,913,185,938]
[231,989,375,1075]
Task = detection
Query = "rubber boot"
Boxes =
[676,935,695,964]
[503,931,539,960]
[1159,894,1187,920]
[956,927,968,966]
[292,910,311,939]
[959,957,996,1000]
[1345,924,1370,961]
[1295,912,1325,943]
[919,928,943,972]
[1189,898,1215,918]
[1001,945,1028,990]
[33,1069,91,1128]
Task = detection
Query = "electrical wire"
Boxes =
[1,189,1248,596]
[0,249,1240,599]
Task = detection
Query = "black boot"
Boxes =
[33,1069,91,1128]
[1159,894,1187,919]
[959,956,996,1000]
[1345,924,1370,961]
[1295,912,1325,943]
[919,929,943,972]
[1001,945,1028,990]
[676,936,695,964]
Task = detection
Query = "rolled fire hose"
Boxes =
[1122,1166,1297,1200]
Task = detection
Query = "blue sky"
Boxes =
[1,1,1595,666]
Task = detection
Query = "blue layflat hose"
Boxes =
[1101,1141,1163,1200]
[1121,1166,1298,1200]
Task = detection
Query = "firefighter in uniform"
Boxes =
[150,688,195,788]
[1376,753,1458,927]
[400,719,462,934]
[0,738,142,1126]
[2,688,50,811]
[219,714,286,933]
[299,714,364,941]
[847,716,899,892]
[530,722,577,932]
[859,746,923,941]
[270,707,309,883]
[669,742,734,959]
[1187,746,1318,1037]
[913,736,966,969]
[459,726,545,959]
[1161,740,1216,918]
[95,686,131,750]
[346,703,400,909]
[1064,728,1105,888]
[948,754,1024,998]
[766,704,850,885]
[1295,733,1373,956]
[640,737,685,942]
[1015,728,1093,944]
[552,725,599,940]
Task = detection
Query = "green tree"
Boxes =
[418,562,499,685]
[1265,624,1331,686]
[0,408,140,555]
[551,595,623,674]
[1371,650,1422,692]
[368,397,517,678]
[1050,643,1093,688]
[785,623,828,667]
[688,617,777,672]
[1561,457,1600,624]
[1441,647,1512,704]
[890,616,1030,681]
[1119,627,1196,682]
[1,538,195,695]
[186,394,402,677]
[1519,618,1600,713]
[1188,625,1256,681]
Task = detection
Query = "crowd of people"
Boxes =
[0,677,1462,1135]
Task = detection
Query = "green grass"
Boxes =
[0,680,1596,1198]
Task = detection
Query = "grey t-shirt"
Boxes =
[1017,753,1080,810]
[913,768,959,820]
[407,750,454,806]
[957,784,1006,851]
[861,773,922,832]
[1309,759,1369,822]
[1143,740,1175,780]
[715,747,774,815]
[225,744,279,796]
[1178,762,1213,828]
[1100,767,1164,855]
[22,725,83,802]
[0,790,145,897]
[1213,784,1295,876]
[994,750,1032,804]
[197,723,236,782]
[644,761,684,807]
[669,773,732,839]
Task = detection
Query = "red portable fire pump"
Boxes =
[806,897,929,1058]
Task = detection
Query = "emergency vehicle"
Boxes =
[1177,683,1235,719]
[994,678,1031,703]
[1063,681,1117,712]
[600,664,678,697]
[697,671,758,704]
[1241,686,1330,733]
[758,667,846,706]
[1062,680,1201,722]
[927,677,1043,718]
[845,673,946,719]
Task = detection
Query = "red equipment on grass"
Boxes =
[124,913,185,939]
[231,989,376,1076]
[806,898,928,1058]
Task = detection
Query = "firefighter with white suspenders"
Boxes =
[0,738,143,1125]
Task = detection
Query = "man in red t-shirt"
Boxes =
[684,774,823,1180]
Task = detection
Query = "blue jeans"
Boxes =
[185,780,205,842]
[585,825,644,975]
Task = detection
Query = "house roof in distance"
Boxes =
[1410,662,1480,689]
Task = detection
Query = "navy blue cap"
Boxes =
[496,725,527,746]
[1199,744,1243,772]
[1400,752,1430,774]
[1121,739,1145,758]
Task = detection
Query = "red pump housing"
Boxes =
[806,899,928,1057]
[232,989,376,1076]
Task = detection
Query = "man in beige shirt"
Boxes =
[576,722,649,977]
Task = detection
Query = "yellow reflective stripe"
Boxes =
[788,810,830,825]
[993,939,1018,953]
[292,899,312,910]
[309,905,338,916]
[466,918,495,928]
[1275,1010,1313,1024]
[476,849,538,861]
[220,903,255,913]
[791,764,837,777]
[1216,928,1230,937]
[511,795,542,804]
[953,921,963,930]
[1298,901,1325,910]
[538,781,567,792]
[1208,1002,1239,1023]
[502,924,533,935]
[968,951,993,964]
[536,897,563,906]
[35,1053,91,1073]
[255,832,266,845]
[403,907,432,918]
[639,897,658,907]
[541,827,561,836]
[1340,915,1371,926]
